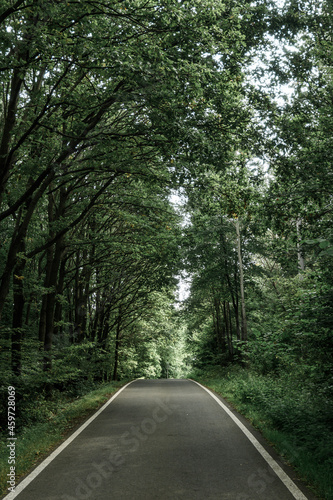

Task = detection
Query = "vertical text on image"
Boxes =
[7,386,16,493]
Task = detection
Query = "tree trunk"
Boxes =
[43,236,64,371]
[11,245,26,376]
[53,254,66,337]
[219,228,241,340]
[235,219,248,341]
[74,246,91,342]
[40,189,67,371]
[227,301,234,357]
[74,252,83,343]
[0,171,55,320]
[296,218,305,273]
[10,181,34,374]
[112,307,122,381]
[39,244,53,345]
[211,292,225,355]
[223,301,234,359]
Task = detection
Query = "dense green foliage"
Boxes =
[0,0,271,409]
[0,0,332,497]
[1,0,246,398]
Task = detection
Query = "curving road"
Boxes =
[4,379,317,500]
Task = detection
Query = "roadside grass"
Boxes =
[190,365,333,500]
[0,380,127,497]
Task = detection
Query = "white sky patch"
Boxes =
[169,190,192,305]
[175,273,191,304]
[169,189,191,227]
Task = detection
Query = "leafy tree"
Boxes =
[1,0,279,389]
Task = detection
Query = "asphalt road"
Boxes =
[5,379,317,500]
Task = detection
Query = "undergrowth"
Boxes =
[191,365,333,500]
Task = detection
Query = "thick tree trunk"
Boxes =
[10,182,34,374]
[43,234,65,371]
[0,172,54,321]
[39,189,67,370]
[0,68,24,204]
[220,228,241,340]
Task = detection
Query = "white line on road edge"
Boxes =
[3,380,136,500]
[191,380,308,500]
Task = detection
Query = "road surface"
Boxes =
[4,379,317,500]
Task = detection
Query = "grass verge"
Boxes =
[0,380,128,497]
[190,365,332,500]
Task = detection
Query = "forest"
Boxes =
[0,0,332,498]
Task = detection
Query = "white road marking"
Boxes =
[3,380,135,500]
[191,379,308,500]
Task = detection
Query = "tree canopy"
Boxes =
[0,2,332,466]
